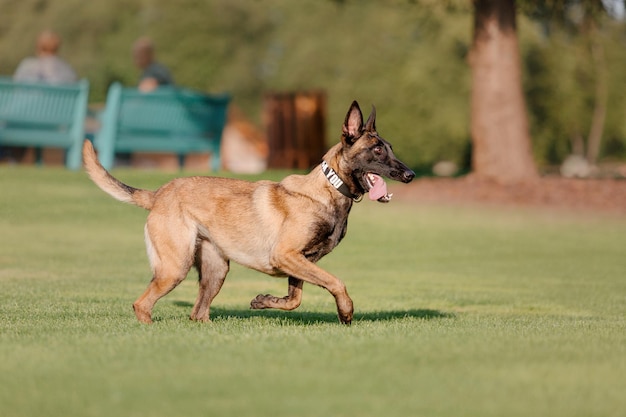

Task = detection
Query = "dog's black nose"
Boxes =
[402,170,416,183]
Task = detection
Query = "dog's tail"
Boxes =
[82,140,155,210]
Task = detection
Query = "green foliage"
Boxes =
[1,167,626,417]
[522,1,626,164]
[1,0,625,168]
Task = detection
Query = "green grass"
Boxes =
[1,166,625,417]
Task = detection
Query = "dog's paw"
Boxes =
[189,314,211,323]
[338,309,353,325]
[250,294,271,310]
[336,297,353,325]
[133,303,153,324]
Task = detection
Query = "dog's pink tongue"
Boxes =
[368,174,388,201]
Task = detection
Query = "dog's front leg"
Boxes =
[250,276,303,311]
[270,250,354,325]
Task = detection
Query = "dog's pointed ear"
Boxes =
[342,100,363,145]
[365,105,376,132]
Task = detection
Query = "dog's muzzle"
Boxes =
[401,169,416,183]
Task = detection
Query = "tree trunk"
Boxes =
[586,24,607,165]
[469,0,538,184]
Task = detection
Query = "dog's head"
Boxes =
[340,101,415,202]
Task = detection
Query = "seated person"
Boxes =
[13,30,77,84]
[3,30,77,163]
[132,37,174,92]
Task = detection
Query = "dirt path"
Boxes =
[391,176,626,215]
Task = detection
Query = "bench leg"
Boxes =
[96,141,115,170]
[210,152,220,171]
[66,141,83,170]
[35,147,43,166]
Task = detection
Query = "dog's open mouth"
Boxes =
[365,173,392,203]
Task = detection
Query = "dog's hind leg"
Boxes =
[250,276,303,311]
[132,219,196,323]
[190,240,229,322]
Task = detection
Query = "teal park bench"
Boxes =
[94,82,230,171]
[0,77,89,170]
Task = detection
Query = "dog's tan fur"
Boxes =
[84,101,414,324]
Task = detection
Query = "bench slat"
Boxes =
[94,82,230,170]
[0,77,89,170]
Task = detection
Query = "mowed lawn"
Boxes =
[1,166,625,417]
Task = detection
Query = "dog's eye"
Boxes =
[373,146,383,155]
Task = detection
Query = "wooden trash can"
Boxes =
[263,91,327,169]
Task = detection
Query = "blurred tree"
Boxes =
[522,0,621,166]
[469,0,538,183]
[469,0,625,181]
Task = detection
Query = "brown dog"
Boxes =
[83,101,415,324]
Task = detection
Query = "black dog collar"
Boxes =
[321,161,360,200]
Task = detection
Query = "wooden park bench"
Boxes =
[94,82,230,170]
[0,77,89,170]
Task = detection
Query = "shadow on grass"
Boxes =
[172,300,454,324]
